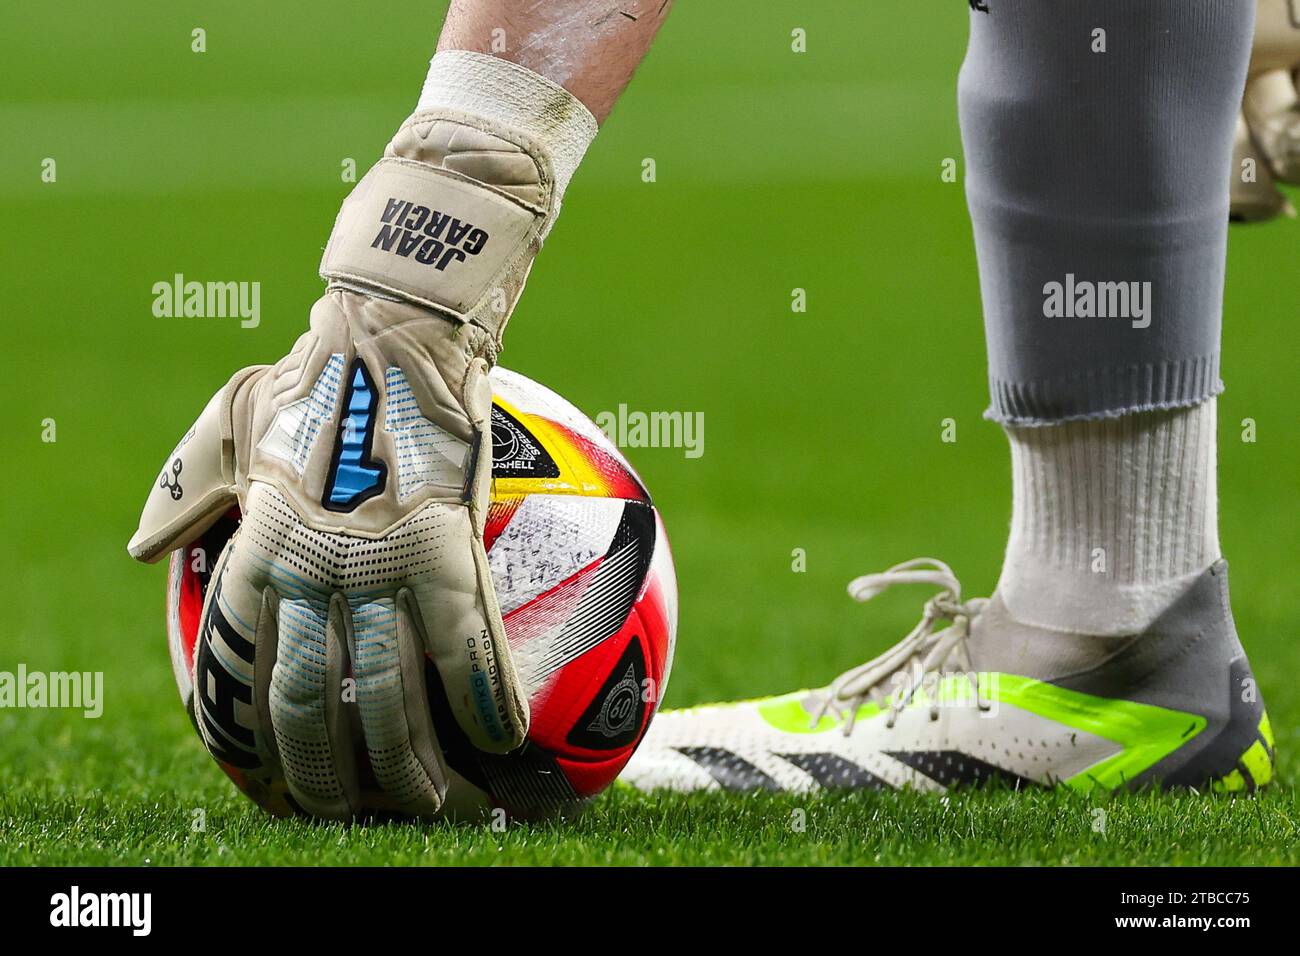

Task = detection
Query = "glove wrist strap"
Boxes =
[416,50,597,211]
[320,52,597,340]
[320,155,542,335]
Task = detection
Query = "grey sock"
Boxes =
[958,0,1254,424]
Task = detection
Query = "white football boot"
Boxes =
[621,559,1274,795]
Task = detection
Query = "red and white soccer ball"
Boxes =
[165,367,678,819]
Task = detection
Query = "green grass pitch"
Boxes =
[1,1,1296,866]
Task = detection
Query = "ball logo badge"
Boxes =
[489,406,558,477]
[588,664,641,739]
[491,410,521,463]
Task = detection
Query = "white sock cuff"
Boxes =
[999,400,1221,634]
[416,50,598,206]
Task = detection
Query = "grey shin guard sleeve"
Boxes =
[958,0,1254,424]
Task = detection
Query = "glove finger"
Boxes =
[128,366,265,563]
[1243,68,1300,183]
[1248,0,1300,76]
[192,532,284,806]
[1230,112,1295,221]
[347,590,448,817]
[406,503,529,755]
[268,586,361,820]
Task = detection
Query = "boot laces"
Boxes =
[812,558,991,734]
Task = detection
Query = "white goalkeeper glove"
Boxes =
[128,52,596,819]
[1231,0,1300,221]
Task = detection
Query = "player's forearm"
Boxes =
[437,0,673,123]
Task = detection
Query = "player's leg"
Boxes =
[963,1,1242,635]
[955,0,1270,792]
[622,0,1275,795]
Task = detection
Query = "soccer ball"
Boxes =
[165,367,678,819]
